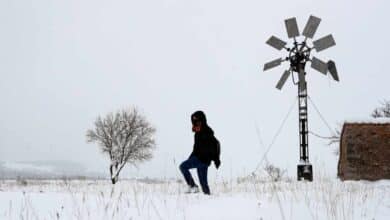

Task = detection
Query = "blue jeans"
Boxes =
[179,156,210,194]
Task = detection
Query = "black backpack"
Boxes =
[210,136,220,161]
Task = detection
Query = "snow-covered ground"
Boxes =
[0,177,389,220]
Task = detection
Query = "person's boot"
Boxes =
[184,185,199,193]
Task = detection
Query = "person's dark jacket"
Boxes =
[190,111,221,167]
[190,125,215,165]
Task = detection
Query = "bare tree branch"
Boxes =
[371,100,390,118]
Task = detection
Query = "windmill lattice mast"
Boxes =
[263,15,339,181]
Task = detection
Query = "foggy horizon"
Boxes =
[1,0,389,180]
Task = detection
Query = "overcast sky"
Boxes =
[1,0,389,179]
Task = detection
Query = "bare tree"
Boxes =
[86,107,156,184]
[371,100,390,118]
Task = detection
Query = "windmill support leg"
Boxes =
[297,81,313,181]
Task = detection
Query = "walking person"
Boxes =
[179,111,221,195]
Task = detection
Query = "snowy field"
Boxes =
[0,177,389,220]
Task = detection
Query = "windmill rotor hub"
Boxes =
[289,53,308,73]
[288,43,311,73]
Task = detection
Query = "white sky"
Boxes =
[1,0,389,179]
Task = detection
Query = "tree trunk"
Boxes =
[110,163,120,184]
[111,176,118,184]
[109,161,128,185]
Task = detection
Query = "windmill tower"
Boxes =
[263,15,339,181]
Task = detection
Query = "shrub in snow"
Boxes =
[264,164,286,182]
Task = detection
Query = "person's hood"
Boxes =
[191,110,207,125]
[192,110,214,135]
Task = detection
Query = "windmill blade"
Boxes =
[285,17,300,38]
[313,34,336,52]
[302,15,321,39]
[263,58,282,71]
[327,60,339,81]
[311,57,328,75]
[266,36,287,50]
[275,70,291,90]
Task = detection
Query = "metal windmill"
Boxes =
[263,15,339,181]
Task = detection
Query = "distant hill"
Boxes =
[0,161,107,179]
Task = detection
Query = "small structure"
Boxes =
[338,120,390,180]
